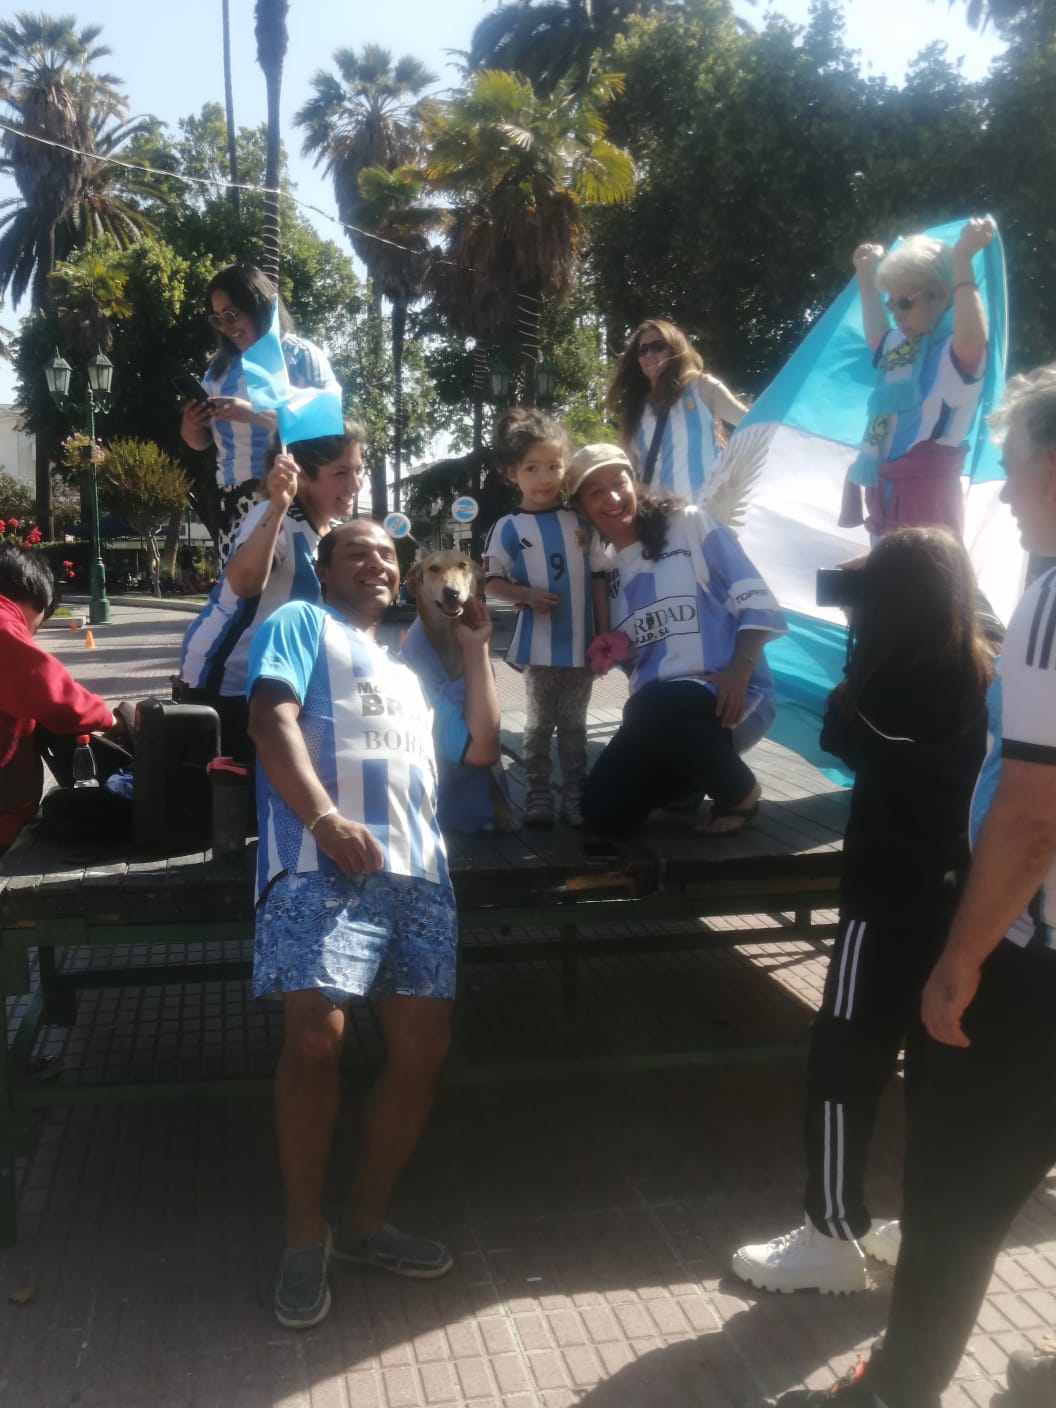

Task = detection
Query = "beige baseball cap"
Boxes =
[566,443,635,498]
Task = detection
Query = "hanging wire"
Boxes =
[0,119,468,271]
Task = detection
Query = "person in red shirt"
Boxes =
[0,544,114,852]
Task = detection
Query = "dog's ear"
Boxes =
[406,560,422,599]
[472,560,486,601]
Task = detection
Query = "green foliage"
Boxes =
[588,0,1003,387]
[100,438,189,595]
[0,469,36,523]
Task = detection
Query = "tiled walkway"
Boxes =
[0,605,1051,1406]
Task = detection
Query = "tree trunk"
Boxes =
[261,73,282,282]
[518,289,542,406]
[391,298,406,514]
[222,0,241,219]
[367,282,388,521]
[160,508,184,576]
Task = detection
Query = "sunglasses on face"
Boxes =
[636,338,667,358]
[884,291,936,314]
[207,308,244,331]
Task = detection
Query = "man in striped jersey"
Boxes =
[247,519,499,1331]
[770,365,1056,1406]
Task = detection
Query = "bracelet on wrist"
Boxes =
[308,806,338,834]
[735,650,757,668]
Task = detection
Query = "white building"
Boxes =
[0,404,34,490]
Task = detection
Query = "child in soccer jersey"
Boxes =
[483,409,609,827]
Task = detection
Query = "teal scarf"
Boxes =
[849,307,954,487]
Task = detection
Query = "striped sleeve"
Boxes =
[483,514,517,580]
[1001,570,1056,765]
[285,337,341,395]
[694,513,787,636]
[247,600,326,705]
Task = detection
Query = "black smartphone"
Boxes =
[816,567,863,609]
[172,373,211,404]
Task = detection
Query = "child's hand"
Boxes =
[587,630,633,676]
[954,216,995,260]
[523,588,561,614]
[853,243,884,275]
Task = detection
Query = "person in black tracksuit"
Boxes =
[732,527,998,1294]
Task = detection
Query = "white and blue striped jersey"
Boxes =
[874,331,985,464]
[483,507,607,669]
[179,499,323,697]
[202,334,340,490]
[632,376,719,502]
[970,567,1056,952]
[607,506,787,732]
[247,602,450,899]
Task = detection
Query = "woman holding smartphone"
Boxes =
[180,264,341,560]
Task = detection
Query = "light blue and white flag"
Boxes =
[706,217,1018,780]
[242,302,345,445]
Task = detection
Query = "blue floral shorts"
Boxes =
[253,869,458,1004]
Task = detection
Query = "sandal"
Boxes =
[695,798,760,837]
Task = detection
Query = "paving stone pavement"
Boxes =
[0,603,1052,1407]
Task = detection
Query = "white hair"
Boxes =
[989,364,1056,455]
[876,235,953,297]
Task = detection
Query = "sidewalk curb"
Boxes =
[63,594,204,616]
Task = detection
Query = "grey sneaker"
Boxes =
[332,1221,454,1279]
[274,1225,332,1330]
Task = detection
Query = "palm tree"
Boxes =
[49,237,131,362]
[0,14,125,308]
[295,44,436,518]
[221,0,240,218]
[468,0,668,94]
[356,164,440,511]
[0,12,126,537]
[254,0,289,281]
[425,67,634,401]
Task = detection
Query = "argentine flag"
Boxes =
[242,302,345,444]
[717,217,1018,781]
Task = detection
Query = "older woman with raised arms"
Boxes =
[842,216,995,540]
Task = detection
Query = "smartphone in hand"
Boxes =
[172,373,211,405]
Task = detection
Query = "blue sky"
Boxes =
[0,0,1003,402]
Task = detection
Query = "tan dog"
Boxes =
[403,549,515,832]
[405,550,486,681]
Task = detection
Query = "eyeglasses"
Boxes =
[884,291,936,314]
[636,338,666,358]
[207,308,243,331]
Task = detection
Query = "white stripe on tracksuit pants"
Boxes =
[803,910,949,1244]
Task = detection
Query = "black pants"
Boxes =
[172,681,254,766]
[803,905,952,1241]
[581,680,755,836]
[867,941,1056,1408]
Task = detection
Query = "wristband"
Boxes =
[735,650,757,668]
[308,806,338,834]
[952,281,978,293]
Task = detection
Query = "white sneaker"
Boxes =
[730,1221,869,1295]
[860,1218,900,1266]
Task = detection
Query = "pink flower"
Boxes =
[6,518,18,529]
[587,630,634,676]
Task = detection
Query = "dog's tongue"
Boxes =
[440,602,464,618]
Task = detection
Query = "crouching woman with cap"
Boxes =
[567,444,787,837]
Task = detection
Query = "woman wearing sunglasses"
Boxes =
[841,216,996,542]
[179,263,341,559]
[606,318,748,504]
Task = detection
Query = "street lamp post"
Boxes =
[45,349,113,626]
